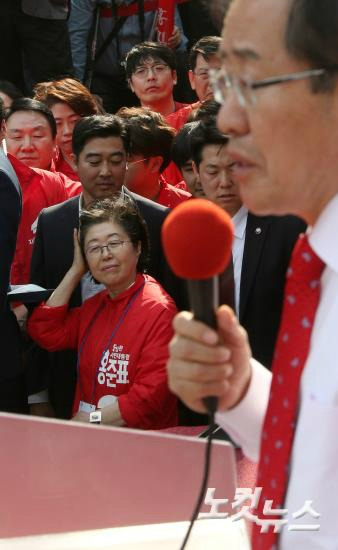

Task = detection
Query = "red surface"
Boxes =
[0,413,237,538]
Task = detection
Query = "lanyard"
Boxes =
[76,281,146,405]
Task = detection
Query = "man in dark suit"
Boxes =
[191,121,306,368]
[0,100,27,413]
[27,114,186,418]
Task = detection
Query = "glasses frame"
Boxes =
[132,63,170,80]
[86,240,132,257]
[209,67,330,107]
[126,157,149,170]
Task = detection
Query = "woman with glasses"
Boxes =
[27,196,178,429]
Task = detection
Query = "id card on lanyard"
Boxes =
[76,281,146,412]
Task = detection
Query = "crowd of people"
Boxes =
[2,0,338,547]
[0,2,305,427]
[1,1,241,427]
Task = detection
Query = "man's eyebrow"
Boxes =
[8,125,47,132]
[220,47,260,61]
[85,152,124,159]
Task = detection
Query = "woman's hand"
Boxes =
[70,228,87,279]
[167,26,181,49]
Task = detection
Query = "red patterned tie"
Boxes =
[251,234,325,550]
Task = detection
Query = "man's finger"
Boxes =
[173,311,220,345]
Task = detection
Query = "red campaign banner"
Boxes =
[156,0,175,45]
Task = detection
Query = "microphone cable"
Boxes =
[179,412,215,550]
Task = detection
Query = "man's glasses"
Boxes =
[126,157,148,170]
[209,67,329,107]
[132,64,170,79]
[86,240,132,257]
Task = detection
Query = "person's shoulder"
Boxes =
[166,103,195,130]
[80,288,108,312]
[258,213,306,235]
[142,274,177,312]
[38,194,80,222]
[128,189,169,222]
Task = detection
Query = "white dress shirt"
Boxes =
[216,193,338,549]
[232,205,248,317]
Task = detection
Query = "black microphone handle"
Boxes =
[187,277,219,416]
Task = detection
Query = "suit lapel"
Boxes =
[239,214,271,321]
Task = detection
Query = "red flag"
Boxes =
[157,0,175,45]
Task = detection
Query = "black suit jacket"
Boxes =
[0,152,23,381]
[179,212,306,426]
[239,213,306,368]
[27,190,187,417]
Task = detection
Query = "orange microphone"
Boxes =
[162,199,234,414]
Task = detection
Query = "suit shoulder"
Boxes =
[130,191,169,218]
[248,213,306,233]
[38,195,80,221]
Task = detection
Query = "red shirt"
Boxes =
[28,274,178,430]
[52,149,80,182]
[157,175,191,208]
[162,160,185,187]
[9,155,81,285]
[166,101,200,131]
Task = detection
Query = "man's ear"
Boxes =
[172,70,178,86]
[128,78,135,93]
[188,70,196,91]
[0,120,6,141]
[148,156,163,174]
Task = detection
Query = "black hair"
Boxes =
[125,41,177,79]
[79,195,150,273]
[72,114,129,158]
[190,121,229,168]
[189,36,222,71]
[286,0,338,92]
[0,97,4,123]
[188,99,220,123]
[171,121,200,169]
[4,97,57,138]
[118,107,175,173]
[0,80,23,102]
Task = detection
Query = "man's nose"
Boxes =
[217,92,250,138]
[146,67,156,80]
[62,120,71,135]
[99,161,111,176]
[21,134,34,149]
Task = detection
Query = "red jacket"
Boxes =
[166,101,200,131]
[52,149,80,183]
[157,175,191,208]
[9,155,81,285]
[28,274,178,430]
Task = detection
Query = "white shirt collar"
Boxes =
[309,193,338,274]
[232,205,248,240]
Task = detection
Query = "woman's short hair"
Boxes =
[34,78,102,117]
[79,195,150,273]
